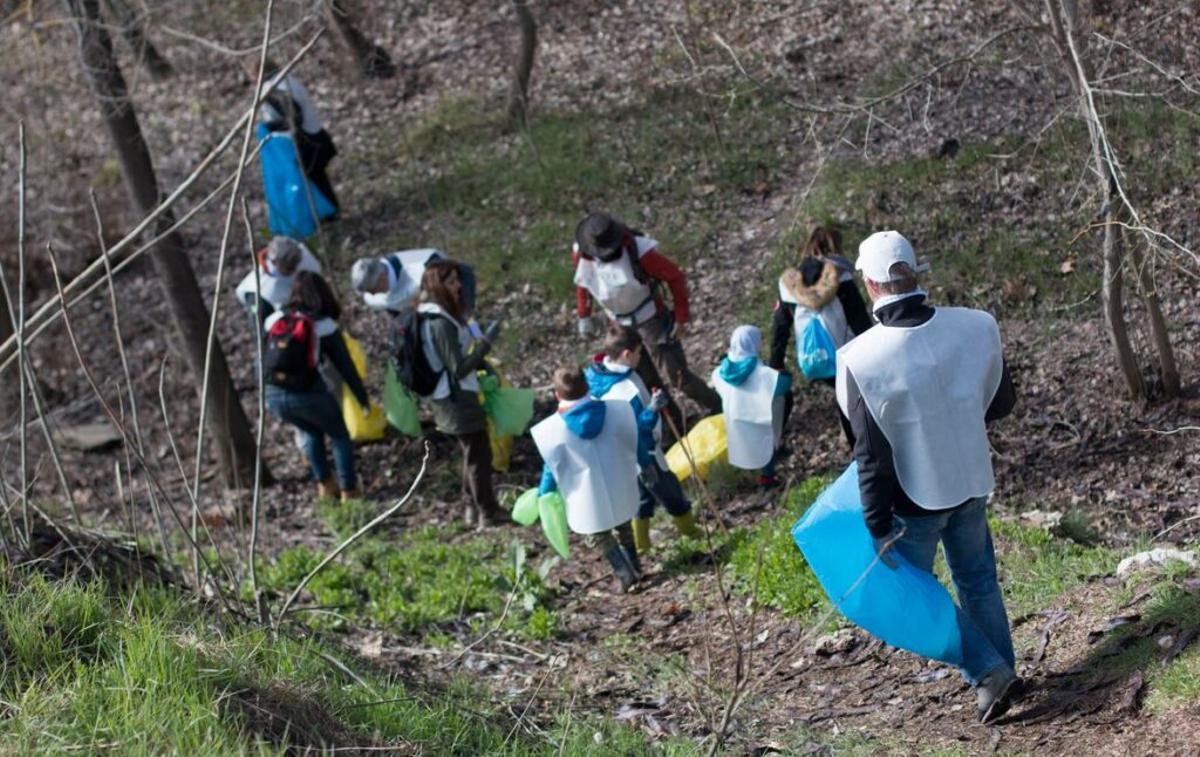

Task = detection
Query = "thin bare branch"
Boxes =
[276,443,433,627]
[192,0,275,505]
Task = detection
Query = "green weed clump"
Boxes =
[258,526,556,637]
[726,475,831,618]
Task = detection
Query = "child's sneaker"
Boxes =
[757,474,781,490]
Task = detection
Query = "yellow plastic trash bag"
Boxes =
[666,414,727,482]
[340,332,387,442]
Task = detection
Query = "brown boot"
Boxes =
[340,489,362,502]
[317,478,338,499]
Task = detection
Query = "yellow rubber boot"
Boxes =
[631,518,652,552]
[672,511,701,539]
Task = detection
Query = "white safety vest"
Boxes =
[417,302,480,400]
[835,307,1004,509]
[235,244,321,311]
[597,365,668,469]
[778,277,854,352]
[573,237,658,325]
[362,249,443,313]
[711,362,783,470]
[530,400,640,534]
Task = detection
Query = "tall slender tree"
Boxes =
[325,0,394,78]
[64,0,265,487]
[507,0,538,127]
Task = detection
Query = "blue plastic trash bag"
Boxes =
[798,316,837,380]
[792,463,963,665]
[257,123,335,239]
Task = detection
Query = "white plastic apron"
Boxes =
[836,307,1003,509]
[363,249,442,312]
[711,363,782,470]
[600,369,669,469]
[573,237,658,324]
[530,400,640,534]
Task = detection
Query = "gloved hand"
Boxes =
[577,316,598,338]
[483,319,503,344]
[647,389,669,413]
[872,533,899,570]
[671,320,686,340]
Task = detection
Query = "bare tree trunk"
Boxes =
[65,0,265,488]
[1129,239,1181,397]
[507,0,537,126]
[105,0,172,80]
[324,0,395,79]
[1044,0,1145,400]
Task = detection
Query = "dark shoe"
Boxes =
[976,667,1018,724]
[604,544,638,593]
[622,545,643,580]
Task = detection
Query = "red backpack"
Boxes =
[264,312,318,390]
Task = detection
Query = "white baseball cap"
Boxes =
[856,231,929,283]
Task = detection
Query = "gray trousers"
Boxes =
[633,313,722,432]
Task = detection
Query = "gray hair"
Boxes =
[350,258,387,293]
[872,262,920,295]
[267,237,303,275]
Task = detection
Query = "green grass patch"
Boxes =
[256,525,559,640]
[991,518,1115,616]
[344,87,795,362]
[0,569,698,754]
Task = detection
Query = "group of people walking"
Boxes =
[245,65,1021,724]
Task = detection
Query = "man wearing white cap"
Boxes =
[835,230,1019,723]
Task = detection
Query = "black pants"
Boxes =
[297,128,339,211]
[457,429,499,518]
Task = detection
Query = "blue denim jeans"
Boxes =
[265,384,355,490]
[893,496,1015,686]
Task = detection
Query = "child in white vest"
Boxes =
[585,325,701,552]
[711,326,792,488]
[531,367,665,592]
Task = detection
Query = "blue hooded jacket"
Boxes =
[538,395,655,494]
[585,361,659,468]
[719,355,793,395]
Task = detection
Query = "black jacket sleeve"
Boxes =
[985,359,1017,422]
[321,331,370,410]
[836,280,873,337]
[768,300,795,370]
[844,368,900,539]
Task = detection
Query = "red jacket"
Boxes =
[572,244,691,325]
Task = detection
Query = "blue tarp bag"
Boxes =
[792,462,963,665]
[798,315,837,380]
[257,123,335,239]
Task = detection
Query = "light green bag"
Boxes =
[383,363,422,438]
[538,492,570,559]
[511,487,540,526]
[479,373,536,437]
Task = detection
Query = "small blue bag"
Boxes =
[798,315,837,380]
[792,463,963,665]
[257,123,336,239]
